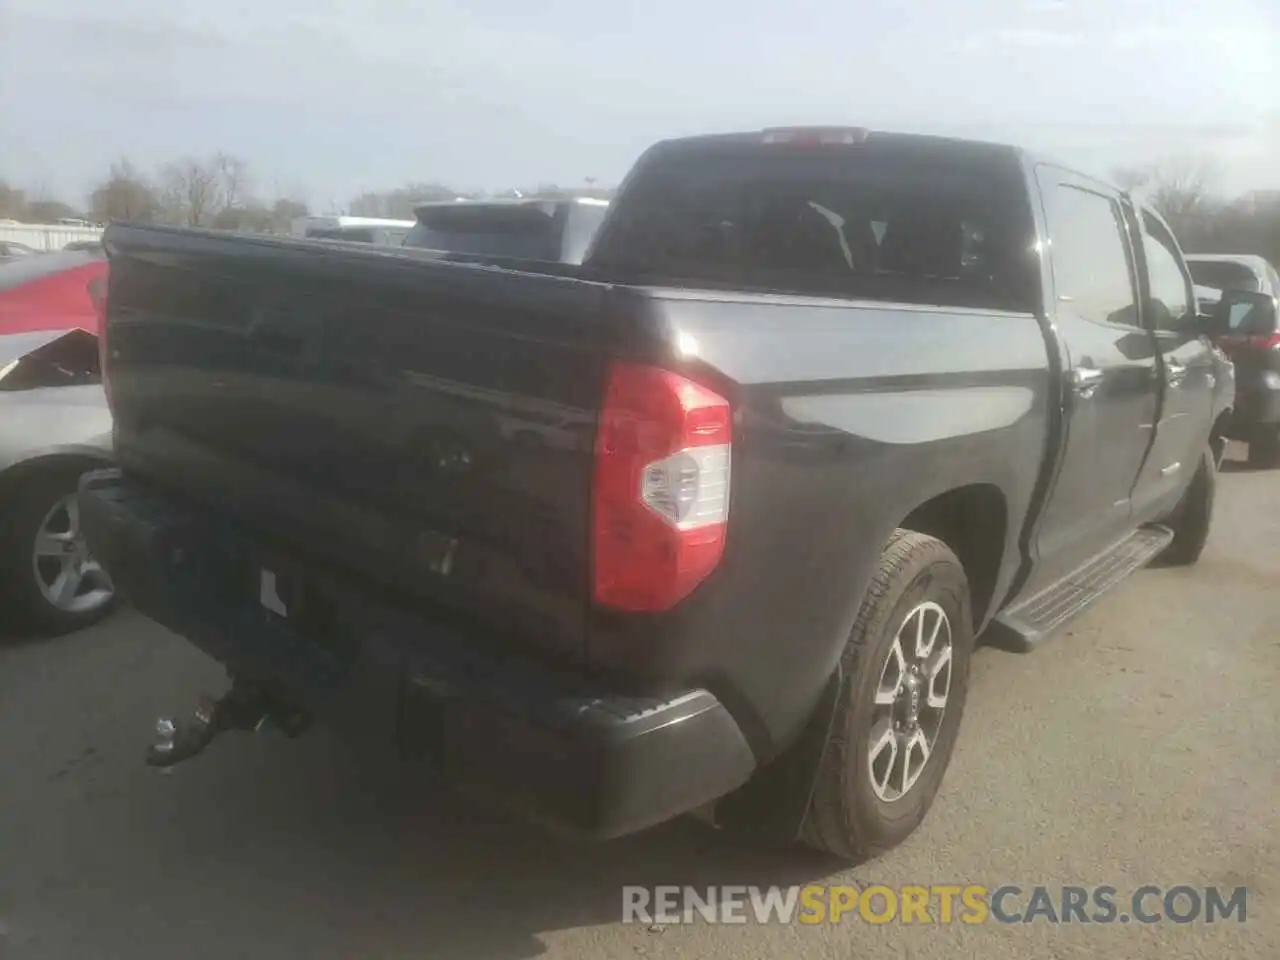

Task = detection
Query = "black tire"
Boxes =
[1247,429,1280,469]
[1158,443,1216,567]
[0,465,117,637]
[801,530,973,862]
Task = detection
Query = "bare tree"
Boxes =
[215,153,251,211]
[27,199,81,222]
[1110,157,1219,231]
[347,190,387,217]
[1110,164,1155,192]
[0,181,28,220]
[1148,158,1219,230]
[160,156,224,227]
[348,182,458,218]
[270,197,309,233]
[89,159,161,223]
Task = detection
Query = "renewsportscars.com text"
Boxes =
[622,884,1248,926]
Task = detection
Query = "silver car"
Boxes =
[0,328,116,635]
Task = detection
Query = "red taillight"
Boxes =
[592,361,732,612]
[1218,332,1280,353]
[1249,333,1280,351]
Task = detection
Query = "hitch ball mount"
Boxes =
[147,681,312,768]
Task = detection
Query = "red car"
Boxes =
[0,249,107,336]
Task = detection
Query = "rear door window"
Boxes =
[1139,212,1194,333]
[588,139,1039,312]
[1039,181,1138,329]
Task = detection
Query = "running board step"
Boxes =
[985,525,1174,652]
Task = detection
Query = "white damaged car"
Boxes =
[0,328,116,635]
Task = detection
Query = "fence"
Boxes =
[0,223,105,251]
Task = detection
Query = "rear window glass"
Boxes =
[1186,260,1262,293]
[0,250,101,292]
[404,204,560,260]
[588,139,1039,312]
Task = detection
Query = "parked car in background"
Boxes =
[0,241,39,260]
[1216,288,1280,467]
[85,126,1230,862]
[291,216,414,246]
[0,248,108,336]
[1184,254,1280,467]
[402,197,610,264]
[1185,254,1279,300]
[0,328,116,635]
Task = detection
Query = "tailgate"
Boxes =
[102,225,618,665]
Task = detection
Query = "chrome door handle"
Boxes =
[1070,366,1104,399]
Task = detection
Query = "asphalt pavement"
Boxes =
[2,446,1277,959]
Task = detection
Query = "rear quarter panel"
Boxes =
[587,291,1053,757]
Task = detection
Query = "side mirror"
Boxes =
[1212,289,1278,339]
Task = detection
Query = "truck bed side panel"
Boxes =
[586,291,1053,756]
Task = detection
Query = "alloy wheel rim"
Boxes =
[867,600,953,803]
[32,494,115,615]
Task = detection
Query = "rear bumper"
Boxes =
[79,469,757,839]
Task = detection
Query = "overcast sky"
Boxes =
[2,0,1275,211]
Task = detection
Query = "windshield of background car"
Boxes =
[588,138,1040,313]
[1187,260,1262,293]
[0,250,103,291]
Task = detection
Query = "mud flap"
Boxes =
[714,664,844,844]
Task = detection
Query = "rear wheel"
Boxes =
[0,466,117,636]
[1159,443,1216,567]
[1247,429,1280,469]
[801,530,973,862]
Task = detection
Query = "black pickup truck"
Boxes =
[82,126,1234,861]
